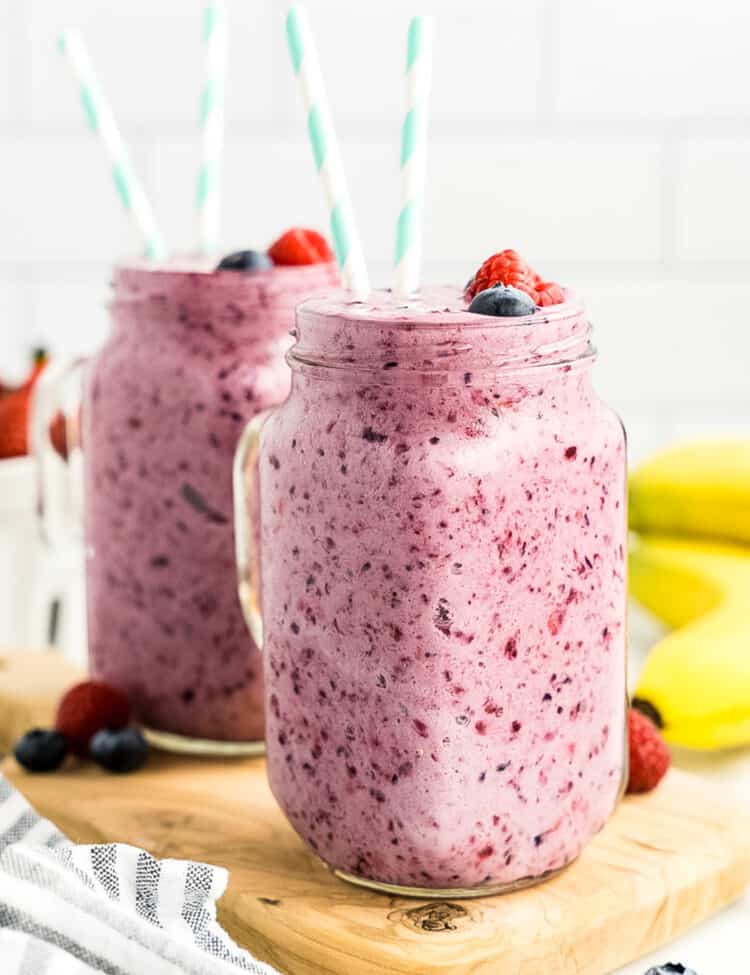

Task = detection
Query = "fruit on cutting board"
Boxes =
[89,727,150,773]
[630,535,750,750]
[629,438,750,544]
[14,729,68,773]
[644,964,698,975]
[14,678,150,774]
[55,680,131,756]
[627,707,671,794]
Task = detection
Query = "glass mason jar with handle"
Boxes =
[235,285,627,895]
[34,258,338,754]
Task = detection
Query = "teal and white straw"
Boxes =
[286,6,370,298]
[58,29,167,261]
[394,15,433,298]
[197,1,228,255]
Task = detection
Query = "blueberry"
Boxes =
[14,729,67,773]
[468,285,537,318]
[644,965,698,975]
[216,250,272,272]
[89,727,150,774]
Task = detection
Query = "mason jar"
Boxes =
[236,285,627,893]
[35,258,338,753]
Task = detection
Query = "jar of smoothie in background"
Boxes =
[35,256,338,753]
[236,285,627,893]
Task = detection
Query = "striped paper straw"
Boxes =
[197,1,228,254]
[58,30,167,261]
[286,6,370,297]
[394,15,433,298]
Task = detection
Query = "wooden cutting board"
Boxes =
[2,652,750,975]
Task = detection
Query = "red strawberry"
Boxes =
[535,281,566,307]
[466,249,538,301]
[268,228,335,266]
[0,349,49,459]
[55,680,131,757]
[49,410,69,460]
[627,707,671,794]
[0,393,30,459]
[25,348,49,387]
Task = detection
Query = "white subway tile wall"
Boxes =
[1,0,749,461]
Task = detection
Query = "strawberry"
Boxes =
[49,410,69,461]
[55,680,131,757]
[25,348,49,387]
[627,707,671,794]
[0,349,48,459]
[268,228,335,266]
[0,393,30,459]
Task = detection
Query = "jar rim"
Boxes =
[290,285,593,383]
[296,285,584,331]
[112,257,337,291]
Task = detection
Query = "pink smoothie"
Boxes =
[85,257,338,742]
[253,286,627,889]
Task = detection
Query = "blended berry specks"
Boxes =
[362,427,388,443]
[413,719,429,738]
[433,598,453,634]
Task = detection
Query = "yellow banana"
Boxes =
[629,438,750,544]
[630,535,750,750]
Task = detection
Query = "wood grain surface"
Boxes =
[0,651,81,753]
[2,653,750,975]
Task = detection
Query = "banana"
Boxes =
[630,535,750,750]
[629,438,750,544]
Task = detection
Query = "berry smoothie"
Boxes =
[85,256,338,745]
[249,283,627,891]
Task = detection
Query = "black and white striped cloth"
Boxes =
[0,775,280,974]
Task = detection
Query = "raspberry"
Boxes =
[465,250,566,307]
[627,707,670,794]
[535,281,566,307]
[268,228,334,266]
[55,681,131,757]
[466,250,537,301]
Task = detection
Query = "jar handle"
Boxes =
[233,409,270,650]
[30,357,88,551]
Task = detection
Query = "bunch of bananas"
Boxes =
[629,439,750,750]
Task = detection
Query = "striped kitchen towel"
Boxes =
[0,775,280,974]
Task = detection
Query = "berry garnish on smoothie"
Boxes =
[465,250,565,307]
[215,229,335,273]
[468,284,537,317]
[216,249,273,272]
[268,227,336,266]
